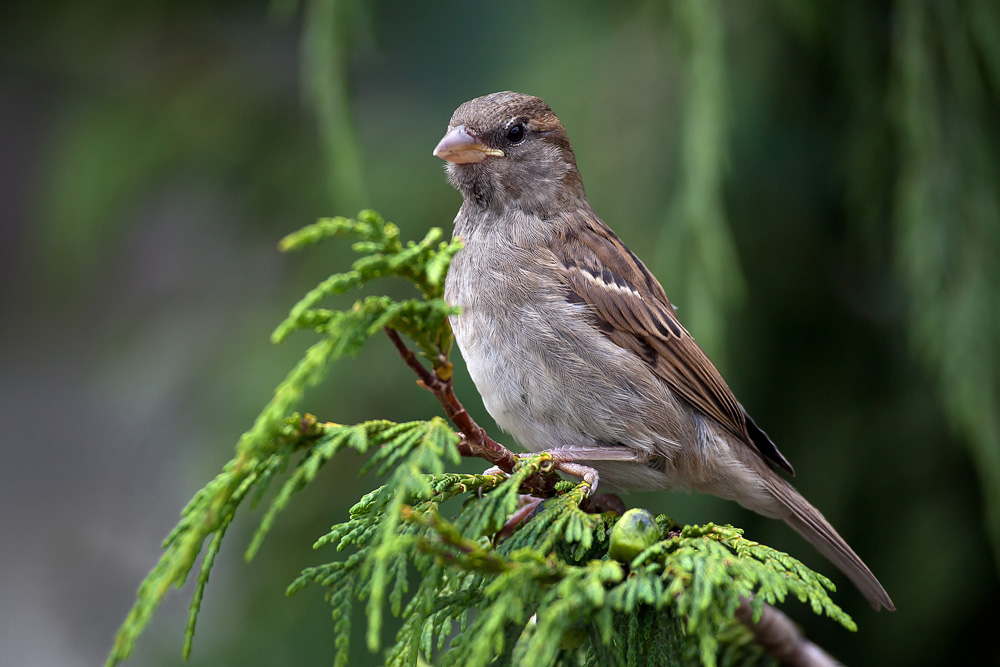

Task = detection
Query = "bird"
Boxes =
[433,91,894,611]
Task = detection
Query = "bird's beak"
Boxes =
[433,125,504,164]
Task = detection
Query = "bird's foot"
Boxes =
[550,460,599,495]
[481,454,599,495]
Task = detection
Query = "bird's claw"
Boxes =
[552,461,600,496]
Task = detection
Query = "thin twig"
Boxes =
[402,505,512,574]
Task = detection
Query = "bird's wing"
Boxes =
[552,214,794,475]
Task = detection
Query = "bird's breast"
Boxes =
[444,222,687,461]
[444,229,553,441]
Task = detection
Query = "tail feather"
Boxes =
[765,474,895,611]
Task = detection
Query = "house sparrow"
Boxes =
[435,91,894,611]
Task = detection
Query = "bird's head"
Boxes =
[434,91,585,216]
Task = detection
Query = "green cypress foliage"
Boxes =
[107,211,855,667]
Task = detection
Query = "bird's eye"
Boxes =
[506,123,525,144]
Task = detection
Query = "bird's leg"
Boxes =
[485,446,653,495]
[550,445,655,494]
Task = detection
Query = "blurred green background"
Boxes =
[2,1,998,665]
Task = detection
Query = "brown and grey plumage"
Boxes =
[435,91,894,611]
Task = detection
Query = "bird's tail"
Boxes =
[764,473,895,611]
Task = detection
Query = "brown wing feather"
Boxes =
[554,215,794,475]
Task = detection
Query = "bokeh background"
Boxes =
[3,1,998,665]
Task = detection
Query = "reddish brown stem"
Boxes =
[383,327,558,496]
[382,328,511,467]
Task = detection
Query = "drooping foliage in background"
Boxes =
[656,0,744,364]
[106,212,856,667]
[295,0,370,211]
[668,0,1000,574]
[891,0,1000,566]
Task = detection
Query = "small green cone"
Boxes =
[608,508,660,563]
